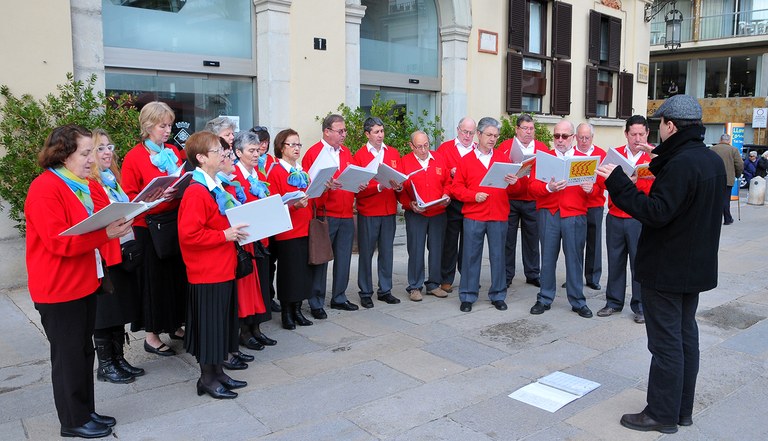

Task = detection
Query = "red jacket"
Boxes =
[25,171,111,303]
[576,145,607,209]
[302,141,355,218]
[498,138,549,201]
[398,152,451,217]
[178,183,236,284]
[267,162,313,240]
[88,181,123,267]
[353,145,401,216]
[121,142,185,228]
[451,149,519,222]
[607,146,654,218]
[529,149,596,218]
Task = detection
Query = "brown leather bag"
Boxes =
[308,205,334,265]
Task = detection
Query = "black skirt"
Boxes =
[131,226,188,334]
[273,237,313,303]
[185,280,239,365]
[95,264,140,330]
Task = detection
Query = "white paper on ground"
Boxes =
[225,194,293,245]
[508,371,601,413]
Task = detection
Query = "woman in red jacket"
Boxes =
[89,128,144,384]
[266,129,314,330]
[178,131,249,399]
[121,101,187,356]
[25,125,133,438]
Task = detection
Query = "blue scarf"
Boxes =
[246,174,270,199]
[216,172,247,204]
[257,154,267,176]
[145,139,180,175]
[100,169,129,202]
[193,170,240,215]
[287,166,309,189]
[50,167,94,215]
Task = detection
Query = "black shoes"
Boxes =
[378,293,401,304]
[460,302,473,312]
[89,413,116,427]
[281,309,296,330]
[270,299,282,312]
[233,351,254,362]
[360,297,374,308]
[492,300,508,311]
[253,332,277,346]
[572,305,594,318]
[634,312,646,324]
[196,379,237,399]
[311,308,328,320]
[586,282,601,290]
[526,278,541,288]
[330,301,360,311]
[240,336,265,351]
[292,303,313,326]
[143,340,175,357]
[218,376,247,390]
[223,355,248,370]
[530,301,550,315]
[620,411,678,434]
[60,420,112,438]
[597,306,621,317]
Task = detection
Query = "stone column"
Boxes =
[440,24,471,137]
[254,0,293,134]
[345,0,366,108]
[70,0,105,93]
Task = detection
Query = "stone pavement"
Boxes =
[1,194,767,440]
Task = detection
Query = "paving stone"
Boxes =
[0,294,49,368]
[0,420,27,441]
[584,337,651,382]
[378,347,467,382]
[422,336,509,368]
[0,383,56,424]
[565,388,662,441]
[693,346,764,413]
[566,316,647,352]
[718,318,768,357]
[403,322,463,343]
[493,339,601,379]
[333,309,417,337]
[295,319,367,347]
[389,417,495,441]
[258,416,375,441]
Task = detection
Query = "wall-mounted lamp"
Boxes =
[664,5,683,50]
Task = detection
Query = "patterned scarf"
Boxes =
[246,174,270,199]
[192,170,240,215]
[50,167,94,215]
[287,166,309,189]
[100,169,129,202]
[257,154,267,176]
[216,172,247,204]
[145,139,180,175]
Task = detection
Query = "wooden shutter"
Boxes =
[585,66,598,117]
[588,10,601,65]
[608,17,622,70]
[508,0,525,51]
[617,72,634,119]
[550,60,572,115]
[551,1,572,59]
[507,52,523,113]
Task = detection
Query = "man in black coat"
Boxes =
[597,94,725,434]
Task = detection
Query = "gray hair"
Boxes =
[322,114,344,131]
[233,130,261,152]
[477,117,501,134]
[204,116,236,136]
[364,117,384,133]
[410,130,428,143]
[576,122,594,137]
[720,133,731,142]
[516,114,535,127]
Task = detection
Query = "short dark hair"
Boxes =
[516,114,535,127]
[38,125,92,169]
[250,126,270,143]
[625,115,649,132]
[662,117,703,131]
[186,131,220,168]
[363,117,384,134]
[322,114,344,131]
[273,129,299,159]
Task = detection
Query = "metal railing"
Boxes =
[650,8,768,45]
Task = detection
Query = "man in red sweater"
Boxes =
[529,119,596,318]
[302,114,360,319]
[354,117,402,308]
[575,123,607,291]
[451,117,519,312]
[437,117,477,293]
[597,115,655,324]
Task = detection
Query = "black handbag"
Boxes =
[145,210,180,259]
[235,243,254,279]
[120,239,144,272]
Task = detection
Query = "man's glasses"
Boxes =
[97,144,115,152]
[327,128,347,135]
[458,128,476,136]
[552,133,572,140]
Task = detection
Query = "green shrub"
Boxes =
[319,93,444,156]
[0,73,140,234]
[498,113,552,148]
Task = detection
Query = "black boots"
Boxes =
[292,302,313,326]
[112,330,145,377]
[281,307,296,329]
[95,336,134,384]
[281,302,313,329]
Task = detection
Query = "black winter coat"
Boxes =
[605,125,725,293]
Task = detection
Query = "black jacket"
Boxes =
[605,125,724,293]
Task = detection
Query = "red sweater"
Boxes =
[529,149,596,218]
[266,162,313,240]
[25,171,111,303]
[576,145,607,209]
[451,149,519,222]
[398,152,450,217]
[498,138,549,201]
[121,142,185,227]
[88,181,123,267]
[353,145,401,216]
[607,146,654,218]
[302,141,355,218]
[178,183,236,284]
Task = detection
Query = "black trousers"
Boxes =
[722,185,734,223]
[36,293,98,428]
[440,199,464,284]
[641,286,700,424]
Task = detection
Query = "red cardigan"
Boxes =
[87,181,123,267]
[178,183,236,284]
[451,149,519,222]
[577,145,607,209]
[353,145,401,216]
[498,138,549,202]
[25,171,111,303]
[121,142,185,228]
[607,146,654,218]
[529,149,595,218]
[302,142,355,218]
[398,152,450,217]
[266,162,312,240]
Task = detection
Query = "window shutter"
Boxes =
[608,17,622,70]
[550,60,572,115]
[551,1,572,59]
[588,10,600,65]
[508,0,525,51]
[585,66,598,117]
[507,52,523,113]
[617,72,634,119]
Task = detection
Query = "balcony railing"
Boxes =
[650,8,768,45]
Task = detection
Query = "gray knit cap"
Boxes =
[652,94,702,120]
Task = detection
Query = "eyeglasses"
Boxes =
[97,144,115,152]
[284,142,303,148]
[208,148,222,155]
[251,126,268,133]
[412,143,430,150]
[576,136,592,141]
[327,128,347,135]
[552,133,573,140]
[458,128,476,136]
[517,125,535,132]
